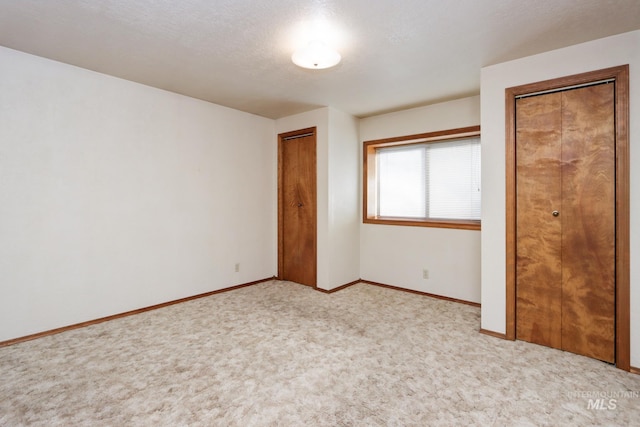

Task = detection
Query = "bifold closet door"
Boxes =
[516,91,564,350]
[516,83,615,363]
[279,132,317,287]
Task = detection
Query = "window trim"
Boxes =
[363,125,481,230]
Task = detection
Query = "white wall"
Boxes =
[480,30,640,367]
[359,97,482,303]
[327,108,360,289]
[275,107,360,291]
[0,47,276,342]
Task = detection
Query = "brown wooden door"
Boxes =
[516,83,615,363]
[515,91,564,350]
[278,129,317,287]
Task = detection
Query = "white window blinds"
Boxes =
[376,136,481,220]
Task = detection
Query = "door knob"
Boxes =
[552,210,559,217]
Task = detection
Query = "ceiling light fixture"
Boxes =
[291,40,341,70]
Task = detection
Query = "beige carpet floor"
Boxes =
[1,280,639,426]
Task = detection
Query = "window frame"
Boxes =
[363,125,481,230]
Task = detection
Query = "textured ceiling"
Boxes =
[0,0,639,119]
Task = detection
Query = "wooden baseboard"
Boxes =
[280,278,480,308]
[479,328,508,339]
[630,366,640,375]
[361,279,481,307]
[0,277,275,348]
[315,280,361,294]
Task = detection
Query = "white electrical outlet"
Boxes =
[235,263,240,273]
[423,269,429,279]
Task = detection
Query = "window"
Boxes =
[364,126,481,230]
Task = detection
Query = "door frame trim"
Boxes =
[504,65,630,371]
[277,127,318,287]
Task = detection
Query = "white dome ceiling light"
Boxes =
[291,40,341,70]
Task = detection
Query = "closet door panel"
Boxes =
[560,84,615,362]
[515,93,563,348]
